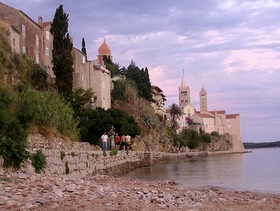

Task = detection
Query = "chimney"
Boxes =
[38,16,43,27]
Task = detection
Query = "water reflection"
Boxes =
[122,149,280,193]
[123,153,244,191]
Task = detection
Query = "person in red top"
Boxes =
[114,133,121,150]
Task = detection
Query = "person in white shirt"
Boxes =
[101,132,108,151]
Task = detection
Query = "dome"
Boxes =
[98,40,111,55]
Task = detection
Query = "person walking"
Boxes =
[101,132,108,151]
[125,135,132,150]
[110,133,115,149]
[114,133,121,150]
[121,134,126,150]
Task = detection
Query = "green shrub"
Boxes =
[95,154,99,158]
[16,88,79,139]
[0,121,29,169]
[0,176,12,182]
[71,152,75,156]
[60,151,66,160]
[103,151,107,157]
[110,148,118,156]
[31,149,47,174]
[112,148,117,156]
[0,87,29,169]
[202,133,212,143]
[211,131,219,137]
[65,161,70,174]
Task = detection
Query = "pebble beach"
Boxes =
[1,170,280,211]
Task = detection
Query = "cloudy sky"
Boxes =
[2,0,280,143]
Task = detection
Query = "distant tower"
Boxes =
[199,87,208,112]
[97,39,112,66]
[179,70,190,109]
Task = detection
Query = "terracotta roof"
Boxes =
[98,40,111,55]
[197,113,214,118]
[209,110,226,115]
[226,114,239,119]
[42,21,52,28]
[151,85,163,93]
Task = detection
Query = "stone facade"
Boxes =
[0,2,112,110]
[0,2,43,63]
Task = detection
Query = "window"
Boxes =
[36,54,39,63]
[35,35,39,53]
[46,31,49,40]
[82,56,85,64]
[22,46,26,54]
[45,47,49,56]
[22,25,26,36]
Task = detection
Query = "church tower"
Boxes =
[199,87,208,112]
[179,70,190,109]
[97,39,112,66]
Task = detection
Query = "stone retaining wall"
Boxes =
[0,149,187,178]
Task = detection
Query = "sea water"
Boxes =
[122,148,280,194]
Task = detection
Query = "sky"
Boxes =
[2,0,280,143]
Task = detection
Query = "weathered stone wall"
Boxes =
[19,149,145,178]
[0,148,187,178]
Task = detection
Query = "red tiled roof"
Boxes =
[42,21,52,28]
[151,85,163,93]
[197,113,214,118]
[209,110,226,114]
[226,114,239,119]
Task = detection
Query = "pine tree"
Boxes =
[125,60,152,102]
[50,5,73,99]
[81,38,87,56]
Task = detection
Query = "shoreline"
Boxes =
[1,149,279,210]
[0,171,279,210]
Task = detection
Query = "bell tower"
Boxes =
[199,87,208,112]
[97,39,112,66]
[179,70,190,109]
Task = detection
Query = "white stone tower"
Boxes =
[178,70,190,109]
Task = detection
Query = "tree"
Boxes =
[169,103,182,129]
[103,55,121,77]
[50,5,73,99]
[71,88,93,118]
[124,60,152,102]
[78,107,140,145]
[81,38,87,56]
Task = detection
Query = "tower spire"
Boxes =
[181,69,187,88]
[179,69,191,107]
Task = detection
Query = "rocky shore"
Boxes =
[1,170,279,211]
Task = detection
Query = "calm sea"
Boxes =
[122,148,280,194]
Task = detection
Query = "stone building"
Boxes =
[0,2,43,63]
[38,19,53,79]
[151,85,166,116]
[0,2,111,110]
[178,71,244,150]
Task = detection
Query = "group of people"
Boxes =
[101,132,132,151]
